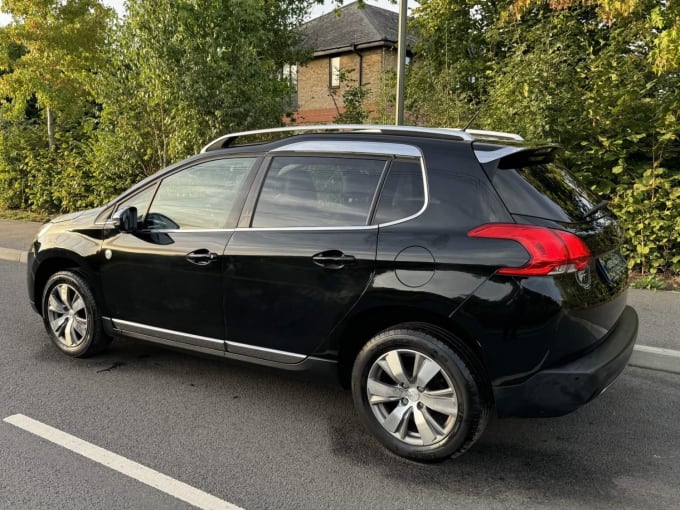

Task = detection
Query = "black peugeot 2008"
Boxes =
[27,125,638,461]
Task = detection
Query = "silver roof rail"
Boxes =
[462,129,524,141]
[200,124,524,152]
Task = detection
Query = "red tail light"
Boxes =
[468,224,591,276]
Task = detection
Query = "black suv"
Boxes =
[27,125,638,461]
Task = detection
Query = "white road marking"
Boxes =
[630,345,680,374]
[3,414,244,510]
[633,345,680,358]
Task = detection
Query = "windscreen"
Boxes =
[490,162,601,223]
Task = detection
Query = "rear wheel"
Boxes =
[42,271,111,357]
[351,325,490,462]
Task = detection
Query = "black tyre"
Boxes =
[42,270,111,357]
[351,324,491,462]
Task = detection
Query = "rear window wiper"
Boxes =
[584,200,609,218]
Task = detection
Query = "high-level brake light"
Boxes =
[468,224,592,276]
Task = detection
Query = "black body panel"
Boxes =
[223,228,377,356]
[99,230,231,340]
[494,305,638,417]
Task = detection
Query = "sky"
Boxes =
[1,1,407,25]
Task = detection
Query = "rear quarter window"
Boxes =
[373,160,424,224]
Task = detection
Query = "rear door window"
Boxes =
[252,156,386,228]
[490,163,600,223]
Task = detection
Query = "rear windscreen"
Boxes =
[490,163,601,223]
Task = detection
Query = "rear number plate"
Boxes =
[597,251,627,285]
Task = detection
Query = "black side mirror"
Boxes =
[111,206,138,233]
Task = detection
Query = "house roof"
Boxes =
[301,1,416,57]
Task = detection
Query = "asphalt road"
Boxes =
[1,259,679,510]
[628,289,679,350]
[0,219,42,251]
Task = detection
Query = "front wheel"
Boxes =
[42,270,111,357]
[351,325,490,462]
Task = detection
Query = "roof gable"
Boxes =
[301,1,414,56]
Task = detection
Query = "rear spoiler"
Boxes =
[474,144,560,168]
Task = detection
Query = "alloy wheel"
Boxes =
[46,283,89,348]
[366,349,459,446]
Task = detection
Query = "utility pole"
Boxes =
[46,107,55,149]
[395,0,407,125]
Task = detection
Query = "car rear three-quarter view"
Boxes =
[26,125,638,462]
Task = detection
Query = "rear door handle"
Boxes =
[186,249,218,266]
[312,250,356,269]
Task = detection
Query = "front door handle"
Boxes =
[312,250,356,269]
[186,249,218,266]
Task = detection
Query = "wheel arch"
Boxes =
[334,305,488,390]
[33,251,94,317]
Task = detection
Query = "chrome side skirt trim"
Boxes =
[116,329,227,358]
[105,318,307,364]
[226,340,306,364]
[111,319,226,351]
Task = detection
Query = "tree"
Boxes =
[406,0,509,127]
[0,0,113,147]
[403,0,680,276]
[91,0,313,178]
[334,69,371,123]
[508,0,680,72]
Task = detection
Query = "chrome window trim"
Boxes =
[270,141,422,158]
[237,225,377,232]
[245,147,429,230]
[377,155,429,228]
[106,148,429,233]
[135,228,237,234]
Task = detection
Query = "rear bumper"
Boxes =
[494,305,638,417]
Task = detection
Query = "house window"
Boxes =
[282,63,298,110]
[282,63,298,91]
[329,56,340,88]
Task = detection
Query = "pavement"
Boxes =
[1,217,678,374]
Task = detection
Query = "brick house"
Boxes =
[289,2,414,124]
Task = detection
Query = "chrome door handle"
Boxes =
[186,249,218,266]
[312,250,356,269]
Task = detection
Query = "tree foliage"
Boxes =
[509,0,680,72]
[0,0,315,211]
[334,69,371,123]
[410,0,679,276]
[0,0,677,276]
